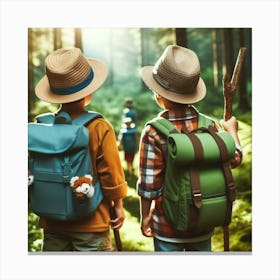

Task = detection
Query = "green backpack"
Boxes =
[148,113,236,246]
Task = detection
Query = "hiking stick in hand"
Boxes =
[109,203,123,251]
[223,47,247,121]
[222,47,246,251]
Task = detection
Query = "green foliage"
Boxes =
[87,86,160,135]
[233,120,252,196]
[29,100,59,121]
[28,211,43,252]
[230,198,252,251]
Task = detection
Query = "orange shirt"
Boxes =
[39,115,127,232]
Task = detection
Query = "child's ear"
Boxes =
[153,91,160,98]
[154,92,164,102]
[84,94,92,106]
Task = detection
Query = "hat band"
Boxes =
[50,69,94,95]
[153,69,198,94]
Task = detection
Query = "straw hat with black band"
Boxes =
[35,47,108,104]
[141,45,206,104]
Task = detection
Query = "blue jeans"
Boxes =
[154,237,212,252]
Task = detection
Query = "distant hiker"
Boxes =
[123,98,137,124]
[137,45,242,252]
[118,117,138,175]
[29,47,127,251]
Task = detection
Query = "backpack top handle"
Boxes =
[54,111,72,124]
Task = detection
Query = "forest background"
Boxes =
[28,27,252,252]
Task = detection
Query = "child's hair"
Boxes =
[155,92,189,110]
[124,98,133,108]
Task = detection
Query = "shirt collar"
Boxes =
[158,105,199,121]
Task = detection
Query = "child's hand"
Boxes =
[141,213,154,237]
[220,116,238,134]
[117,141,123,151]
[220,116,242,168]
[110,199,125,230]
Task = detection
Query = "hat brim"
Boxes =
[141,66,206,104]
[35,59,108,104]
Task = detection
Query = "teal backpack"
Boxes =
[121,126,137,153]
[148,113,236,248]
[28,111,103,221]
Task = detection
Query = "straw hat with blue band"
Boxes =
[35,47,108,104]
[141,45,206,104]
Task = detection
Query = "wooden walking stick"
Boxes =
[222,47,247,251]
[223,47,247,121]
[109,203,123,251]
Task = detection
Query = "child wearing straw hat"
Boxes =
[33,47,127,251]
[137,45,242,251]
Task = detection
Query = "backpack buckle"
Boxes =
[192,191,202,209]
[62,161,72,184]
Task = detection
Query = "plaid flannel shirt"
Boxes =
[137,106,241,238]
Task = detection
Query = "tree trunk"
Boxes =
[212,28,219,89]
[109,29,114,86]
[238,28,249,111]
[74,28,83,50]
[54,28,62,50]
[28,28,34,121]
[222,28,234,77]
[175,28,187,47]
[140,28,146,91]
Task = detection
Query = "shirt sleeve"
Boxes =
[88,119,127,201]
[137,125,165,200]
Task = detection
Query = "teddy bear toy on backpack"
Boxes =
[28,174,34,186]
[70,174,95,200]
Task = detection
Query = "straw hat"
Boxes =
[141,45,206,104]
[35,47,108,104]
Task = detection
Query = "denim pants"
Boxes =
[43,230,112,252]
[154,237,212,252]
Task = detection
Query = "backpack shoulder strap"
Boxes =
[35,113,55,124]
[72,111,103,126]
[35,111,103,126]
[147,117,179,137]
[198,112,215,128]
[149,113,215,135]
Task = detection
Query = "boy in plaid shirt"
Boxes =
[137,45,242,251]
